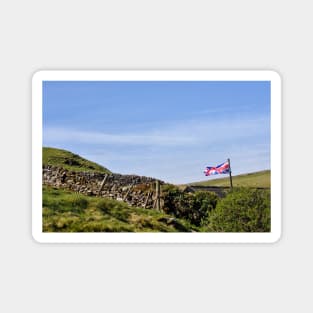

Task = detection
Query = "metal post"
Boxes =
[228,158,233,191]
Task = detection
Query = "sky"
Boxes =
[43,80,270,184]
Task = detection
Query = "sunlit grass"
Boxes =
[42,186,194,232]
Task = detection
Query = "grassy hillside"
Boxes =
[43,186,194,232]
[43,147,111,174]
[42,148,271,232]
[190,170,270,188]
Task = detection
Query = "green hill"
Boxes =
[42,147,271,232]
[43,185,194,232]
[190,170,270,188]
[43,147,111,174]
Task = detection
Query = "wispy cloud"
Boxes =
[44,115,268,148]
[43,81,270,183]
[44,127,197,146]
[196,103,259,115]
[44,115,270,183]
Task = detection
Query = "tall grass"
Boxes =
[42,186,193,232]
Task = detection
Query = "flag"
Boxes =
[204,161,230,176]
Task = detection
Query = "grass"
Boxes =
[43,185,195,232]
[189,170,270,188]
[42,147,271,232]
[43,147,111,174]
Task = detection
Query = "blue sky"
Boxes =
[43,80,270,184]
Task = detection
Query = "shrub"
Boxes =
[163,186,218,226]
[207,188,270,232]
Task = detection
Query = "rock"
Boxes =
[42,165,163,208]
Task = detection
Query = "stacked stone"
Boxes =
[42,165,160,208]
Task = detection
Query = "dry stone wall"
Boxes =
[43,165,162,209]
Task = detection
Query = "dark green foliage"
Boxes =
[207,188,270,232]
[163,185,218,226]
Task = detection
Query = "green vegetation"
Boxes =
[190,170,270,188]
[161,185,270,231]
[43,147,111,174]
[43,185,271,233]
[42,147,271,233]
[162,184,218,226]
[43,186,194,232]
[206,188,271,232]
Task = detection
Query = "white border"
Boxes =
[32,70,281,243]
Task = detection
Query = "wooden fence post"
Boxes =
[143,191,151,209]
[123,182,134,201]
[155,180,161,210]
[97,174,108,196]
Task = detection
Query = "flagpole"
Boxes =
[228,158,233,191]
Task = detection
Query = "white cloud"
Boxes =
[44,127,197,146]
[44,115,268,148]
[43,115,270,183]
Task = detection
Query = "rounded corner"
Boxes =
[32,70,45,84]
[270,230,282,244]
[31,230,44,244]
[268,70,282,84]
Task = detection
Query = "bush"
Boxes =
[207,188,270,232]
[163,186,218,226]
